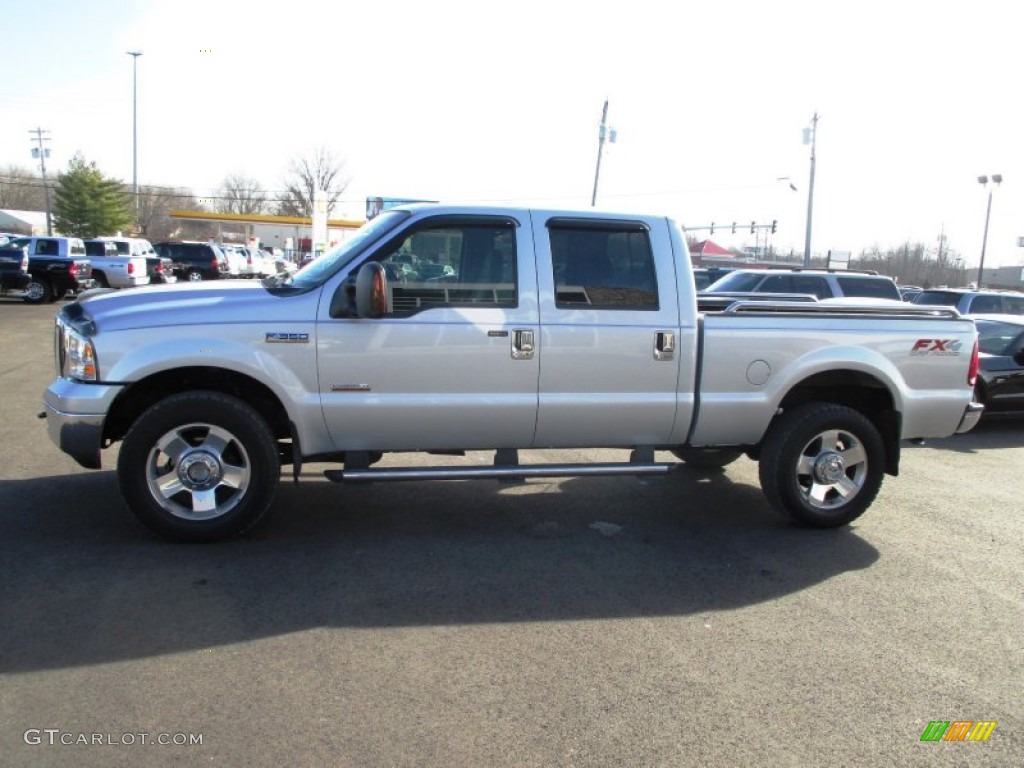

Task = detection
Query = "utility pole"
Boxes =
[29,128,53,236]
[802,112,818,267]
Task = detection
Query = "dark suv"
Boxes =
[912,288,1024,316]
[153,242,230,281]
[705,268,902,301]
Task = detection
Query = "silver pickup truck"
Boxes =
[43,204,983,541]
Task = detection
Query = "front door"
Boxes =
[317,214,540,452]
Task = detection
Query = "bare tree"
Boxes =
[0,165,48,211]
[135,184,212,240]
[275,147,351,218]
[217,174,268,216]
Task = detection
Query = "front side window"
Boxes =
[374,221,518,314]
[549,223,658,309]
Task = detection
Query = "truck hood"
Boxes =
[72,281,317,333]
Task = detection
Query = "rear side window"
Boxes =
[549,223,658,309]
[837,276,900,299]
[35,239,59,256]
[913,292,959,307]
[759,274,832,298]
[967,295,1002,314]
[1002,296,1024,315]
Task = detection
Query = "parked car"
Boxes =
[238,246,274,277]
[693,267,734,291]
[705,268,902,301]
[152,241,230,281]
[0,236,93,303]
[146,255,177,284]
[83,239,150,289]
[93,236,157,260]
[218,244,248,277]
[973,315,1024,413]
[0,243,31,292]
[912,288,1024,316]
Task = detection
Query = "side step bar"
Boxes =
[324,462,676,484]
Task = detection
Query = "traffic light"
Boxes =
[771,219,777,234]
[750,221,756,233]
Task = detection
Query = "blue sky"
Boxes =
[2,0,1022,267]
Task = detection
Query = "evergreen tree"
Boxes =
[53,154,132,237]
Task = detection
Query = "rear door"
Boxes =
[531,214,682,447]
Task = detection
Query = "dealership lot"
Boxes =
[1,297,1021,767]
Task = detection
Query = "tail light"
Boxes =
[154,262,164,274]
[127,262,135,275]
[69,263,78,277]
[967,338,979,386]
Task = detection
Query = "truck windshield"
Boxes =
[268,210,410,293]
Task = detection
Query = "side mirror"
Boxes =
[355,262,391,318]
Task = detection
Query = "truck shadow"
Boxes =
[0,464,879,673]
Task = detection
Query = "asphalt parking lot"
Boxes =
[1,295,1021,767]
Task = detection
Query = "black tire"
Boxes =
[52,287,68,301]
[758,402,885,528]
[187,269,204,282]
[117,391,280,542]
[23,276,52,304]
[671,446,744,469]
[94,272,110,288]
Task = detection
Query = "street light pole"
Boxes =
[976,174,1003,289]
[127,50,143,228]
[802,112,818,267]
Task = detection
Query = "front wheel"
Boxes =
[758,402,885,528]
[117,391,280,541]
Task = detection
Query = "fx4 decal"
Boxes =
[911,339,962,356]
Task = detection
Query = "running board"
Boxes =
[324,462,676,484]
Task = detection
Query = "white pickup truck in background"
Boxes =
[44,204,982,541]
[83,238,150,289]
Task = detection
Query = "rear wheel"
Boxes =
[187,269,204,282]
[52,287,68,300]
[117,391,280,542]
[23,277,52,304]
[94,272,110,288]
[758,402,885,528]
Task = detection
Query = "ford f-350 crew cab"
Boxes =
[43,204,983,541]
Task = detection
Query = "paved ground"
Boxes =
[1,296,1020,767]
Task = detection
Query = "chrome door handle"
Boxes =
[512,329,535,360]
[654,331,675,361]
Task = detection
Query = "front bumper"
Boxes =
[955,400,984,434]
[43,378,125,469]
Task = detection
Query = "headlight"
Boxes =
[62,326,98,381]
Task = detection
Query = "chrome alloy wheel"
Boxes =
[794,428,868,510]
[145,422,252,520]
